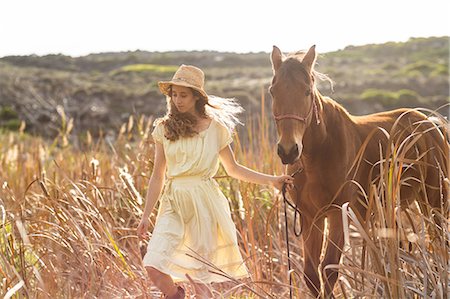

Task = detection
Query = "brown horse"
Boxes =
[270,45,449,298]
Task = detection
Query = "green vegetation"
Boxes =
[2,119,21,130]
[0,105,22,131]
[0,36,448,138]
[0,105,18,119]
[361,88,423,107]
[431,63,449,76]
[398,60,449,77]
[111,64,179,75]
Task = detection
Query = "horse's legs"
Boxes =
[321,211,344,298]
[302,216,325,298]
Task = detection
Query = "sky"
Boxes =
[0,0,449,57]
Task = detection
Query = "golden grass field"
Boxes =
[1,104,449,298]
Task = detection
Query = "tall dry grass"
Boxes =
[1,102,448,298]
[336,110,449,298]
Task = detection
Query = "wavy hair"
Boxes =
[156,86,243,141]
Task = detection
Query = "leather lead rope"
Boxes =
[282,167,303,299]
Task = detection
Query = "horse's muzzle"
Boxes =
[277,143,300,165]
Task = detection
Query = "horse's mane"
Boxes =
[284,50,334,92]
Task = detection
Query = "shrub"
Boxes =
[396,89,421,104]
[0,105,18,120]
[111,64,178,75]
[402,60,435,75]
[431,64,449,76]
[3,119,21,130]
[361,89,397,106]
[360,89,423,108]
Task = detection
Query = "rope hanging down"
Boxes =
[282,167,303,299]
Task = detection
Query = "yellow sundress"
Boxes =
[142,118,250,283]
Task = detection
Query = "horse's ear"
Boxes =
[271,45,283,73]
[302,45,317,72]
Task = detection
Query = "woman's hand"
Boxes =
[271,175,294,191]
[136,217,150,240]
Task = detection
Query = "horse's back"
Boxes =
[352,108,446,151]
[351,108,448,209]
[352,108,427,132]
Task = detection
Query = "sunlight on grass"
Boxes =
[0,103,448,298]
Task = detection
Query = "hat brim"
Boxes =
[158,80,208,99]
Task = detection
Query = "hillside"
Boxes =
[0,36,448,139]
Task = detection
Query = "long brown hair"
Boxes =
[158,86,213,141]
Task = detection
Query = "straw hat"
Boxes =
[158,64,208,98]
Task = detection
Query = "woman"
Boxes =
[136,65,293,298]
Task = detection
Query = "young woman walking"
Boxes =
[137,64,293,298]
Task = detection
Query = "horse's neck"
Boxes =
[303,95,353,155]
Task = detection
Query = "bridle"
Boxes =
[273,92,321,126]
[272,63,322,126]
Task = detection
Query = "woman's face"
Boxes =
[171,85,198,114]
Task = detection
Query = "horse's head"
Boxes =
[270,45,319,165]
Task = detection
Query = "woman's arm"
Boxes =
[141,142,166,219]
[219,145,293,190]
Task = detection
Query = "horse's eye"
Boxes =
[268,86,273,95]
